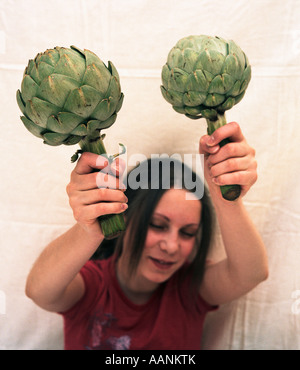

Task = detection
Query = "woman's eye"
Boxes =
[149,223,166,231]
[180,230,197,239]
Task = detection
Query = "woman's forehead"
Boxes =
[154,189,201,224]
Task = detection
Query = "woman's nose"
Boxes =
[159,232,179,254]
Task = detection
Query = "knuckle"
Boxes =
[253,159,258,170]
[66,182,71,195]
[210,165,217,177]
[79,151,90,161]
[224,143,236,157]
[72,207,82,222]
[230,121,240,130]
[96,171,110,189]
[227,158,237,171]
[251,170,258,184]
[97,187,106,199]
[232,172,241,184]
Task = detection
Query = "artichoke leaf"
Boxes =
[201,108,218,120]
[37,48,60,67]
[233,90,246,105]
[183,91,206,107]
[182,48,199,73]
[108,61,120,80]
[184,106,203,116]
[239,65,251,93]
[168,68,189,93]
[217,97,235,112]
[208,73,235,94]
[63,135,82,146]
[86,120,104,134]
[228,40,245,72]
[70,123,87,136]
[28,61,52,85]
[21,116,44,138]
[16,90,26,115]
[83,48,105,68]
[38,74,80,107]
[202,70,215,83]
[70,45,85,57]
[92,98,115,121]
[32,61,55,84]
[21,74,39,101]
[25,97,61,128]
[205,93,225,107]
[115,93,124,113]
[105,76,121,100]
[161,64,171,90]
[81,62,111,95]
[222,54,241,80]
[98,113,117,130]
[160,86,183,107]
[46,112,85,134]
[173,106,186,114]
[54,52,85,82]
[43,132,69,146]
[167,47,184,69]
[24,59,35,76]
[63,85,102,118]
[186,70,209,92]
[225,80,241,98]
[195,49,225,76]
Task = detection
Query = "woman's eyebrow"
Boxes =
[152,213,170,222]
[153,213,199,227]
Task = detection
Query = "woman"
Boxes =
[25,122,268,350]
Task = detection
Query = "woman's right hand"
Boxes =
[66,152,128,237]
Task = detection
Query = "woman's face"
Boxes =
[127,188,202,290]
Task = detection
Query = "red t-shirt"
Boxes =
[61,256,216,350]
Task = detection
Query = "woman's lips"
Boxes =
[149,257,176,270]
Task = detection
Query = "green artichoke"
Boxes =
[161,35,252,201]
[17,45,125,238]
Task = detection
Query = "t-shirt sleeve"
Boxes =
[60,260,105,320]
[196,293,218,315]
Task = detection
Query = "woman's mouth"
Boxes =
[149,257,176,270]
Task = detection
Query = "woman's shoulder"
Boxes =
[82,255,114,281]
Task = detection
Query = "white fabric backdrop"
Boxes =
[0,0,299,350]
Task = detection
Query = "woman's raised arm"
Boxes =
[199,122,268,305]
[25,153,127,313]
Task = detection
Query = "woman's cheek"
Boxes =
[182,241,196,259]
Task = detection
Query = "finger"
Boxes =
[80,202,128,222]
[212,168,258,187]
[209,155,256,178]
[71,172,100,191]
[206,122,244,147]
[199,135,220,156]
[207,141,250,166]
[76,188,128,206]
[75,152,109,175]
[96,170,126,190]
[110,157,127,178]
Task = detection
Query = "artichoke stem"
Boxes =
[79,135,107,155]
[205,113,241,201]
[78,135,126,239]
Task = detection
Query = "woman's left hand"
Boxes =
[199,121,257,198]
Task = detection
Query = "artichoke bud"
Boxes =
[17,45,124,146]
[161,35,251,119]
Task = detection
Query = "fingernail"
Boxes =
[207,136,215,146]
[210,145,219,153]
[121,203,128,210]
